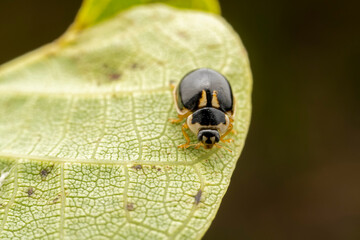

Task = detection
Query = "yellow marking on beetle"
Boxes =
[211,90,220,108]
[198,90,207,108]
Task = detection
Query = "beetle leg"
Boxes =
[178,123,191,149]
[194,142,203,149]
[221,138,233,143]
[214,143,232,152]
[169,114,187,123]
[169,81,176,90]
[169,111,191,123]
[220,123,234,143]
[182,142,203,149]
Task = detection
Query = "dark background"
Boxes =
[0,1,359,239]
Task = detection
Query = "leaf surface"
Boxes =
[74,0,221,29]
[0,4,251,240]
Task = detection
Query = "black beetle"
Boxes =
[171,68,235,150]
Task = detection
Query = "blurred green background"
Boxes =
[0,0,359,239]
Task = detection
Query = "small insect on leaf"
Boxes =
[171,68,236,150]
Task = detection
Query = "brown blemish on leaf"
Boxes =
[40,165,53,180]
[53,191,69,204]
[108,73,122,81]
[126,203,135,211]
[151,166,163,172]
[130,63,144,70]
[111,91,120,98]
[131,165,142,170]
[40,169,48,178]
[53,194,61,204]
[27,187,34,197]
[155,59,165,66]
[194,189,202,205]
[177,31,190,40]
[207,44,220,49]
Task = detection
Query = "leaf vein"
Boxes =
[0,162,18,235]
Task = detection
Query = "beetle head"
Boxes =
[197,129,220,149]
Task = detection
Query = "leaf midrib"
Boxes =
[0,163,18,234]
[0,150,220,166]
[0,87,173,98]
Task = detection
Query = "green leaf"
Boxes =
[0,4,251,240]
[74,0,221,29]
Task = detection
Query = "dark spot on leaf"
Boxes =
[40,169,49,179]
[109,73,122,81]
[27,187,34,197]
[40,165,53,180]
[126,203,135,211]
[157,168,161,172]
[132,165,142,170]
[130,63,144,70]
[53,194,61,204]
[194,189,202,205]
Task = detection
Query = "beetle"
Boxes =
[170,68,235,150]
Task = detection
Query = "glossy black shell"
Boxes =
[176,68,233,113]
